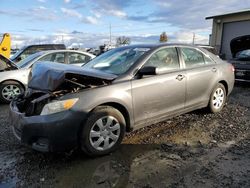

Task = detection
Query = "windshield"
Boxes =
[10,46,26,61]
[17,52,44,68]
[236,49,250,60]
[82,47,150,75]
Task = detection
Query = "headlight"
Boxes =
[40,98,79,115]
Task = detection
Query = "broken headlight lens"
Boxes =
[40,98,79,115]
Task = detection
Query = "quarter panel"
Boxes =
[0,69,30,87]
[185,64,219,108]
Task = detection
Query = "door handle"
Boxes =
[211,67,217,72]
[176,74,185,81]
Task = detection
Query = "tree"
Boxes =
[116,36,131,46]
[159,32,168,43]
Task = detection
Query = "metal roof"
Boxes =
[206,9,250,19]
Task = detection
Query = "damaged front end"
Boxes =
[10,62,116,152]
[14,61,116,116]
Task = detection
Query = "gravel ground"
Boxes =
[0,82,250,188]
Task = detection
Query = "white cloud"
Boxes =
[0,6,57,21]
[64,0,71,3]
[173,31,208,44]
[61,8,82,18]
[37,0,46,3]
[11,29,209,50]
[38,6,47,10]
[27,7,57,21]
[157,2,171,8]
[129,0,250,31]
[60,8,99,24]
[90,0,130,19]
[81,16,99,24]
[91,10,102,18]
[108,10,127,18]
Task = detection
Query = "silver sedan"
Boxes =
[0,50,95,103]
[10,44,235,156]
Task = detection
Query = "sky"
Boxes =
[0,0,250,48]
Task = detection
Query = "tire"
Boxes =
[0,81,24,103]
[80,106,126,156]
[208,83,226,113]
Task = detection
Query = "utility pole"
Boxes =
[192,33,195,45]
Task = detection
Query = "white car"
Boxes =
[0,50,95,103]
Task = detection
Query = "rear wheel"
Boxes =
[80,106,126,156]
[208,83,226,113]
[0,81,24,103]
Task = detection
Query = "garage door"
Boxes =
[221,20,250,59]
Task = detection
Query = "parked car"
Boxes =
[10,44,66,63]
[0,50,95,103]
[9,44,234,156]
[229,35,250,82]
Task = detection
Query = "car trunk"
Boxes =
[230,35,250,59]
[230,35,250,81]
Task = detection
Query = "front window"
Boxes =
[143,47,180,71]
[83,47,150,75]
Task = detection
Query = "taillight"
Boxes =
[231,64,235,72]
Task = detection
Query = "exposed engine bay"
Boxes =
[14,62,115,116]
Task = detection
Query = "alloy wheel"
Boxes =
[1,85,21,101]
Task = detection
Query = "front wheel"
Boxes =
[208,83,226,113]
[80,106,126,156]
[0,81,24,103]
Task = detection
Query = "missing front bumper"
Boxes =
[9,101,86,152]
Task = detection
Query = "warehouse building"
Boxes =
[206,9,250,60]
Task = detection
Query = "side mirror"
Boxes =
[138,66,157,76]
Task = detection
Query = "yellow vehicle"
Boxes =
[0,33,11,58]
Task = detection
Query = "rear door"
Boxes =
[131,47,186,126]
[179,47,219,109]
[38,52,66,64]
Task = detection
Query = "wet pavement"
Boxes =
[0,82,250,188]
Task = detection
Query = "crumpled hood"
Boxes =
[230,35,250,58]
[28,61,117,91]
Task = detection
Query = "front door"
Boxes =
[131,47,186,127]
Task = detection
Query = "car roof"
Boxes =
[22,44,65,48]
[35,49,96,57]
[116,43,201,49]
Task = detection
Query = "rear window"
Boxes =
[181,48,205,68]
